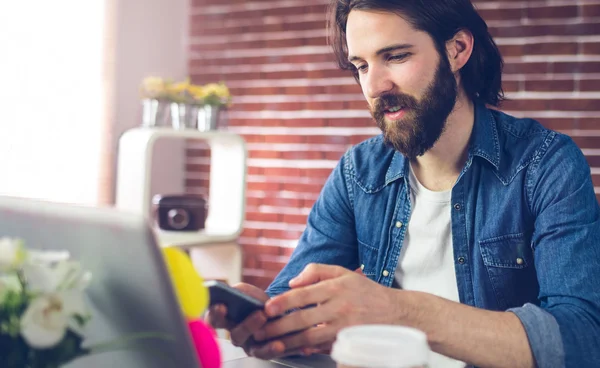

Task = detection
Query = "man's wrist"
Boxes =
[389,290,446,348]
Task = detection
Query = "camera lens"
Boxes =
[167,208,190,230]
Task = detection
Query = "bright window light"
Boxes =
[0,1,105,205]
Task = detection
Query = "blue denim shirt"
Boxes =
[266,103,600,367]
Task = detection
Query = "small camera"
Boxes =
[152,195,207,232]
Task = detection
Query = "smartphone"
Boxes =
[204,280,265,324]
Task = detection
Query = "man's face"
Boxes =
[346,10,458,159]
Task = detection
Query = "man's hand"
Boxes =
[250,264,402,359]
[204,282,270,354]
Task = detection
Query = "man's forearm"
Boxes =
[395,290,535,368]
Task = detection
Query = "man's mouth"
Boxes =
[383,106,407,120]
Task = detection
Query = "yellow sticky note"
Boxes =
[163,247,209,319]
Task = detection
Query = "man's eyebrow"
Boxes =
[348,43,414,63]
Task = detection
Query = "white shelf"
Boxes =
[155,228,239,248]
[115,127,247,248]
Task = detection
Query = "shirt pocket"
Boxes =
[479,233,539,310]
[357,239,379,280]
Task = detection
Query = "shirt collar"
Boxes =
[383,101,500,185]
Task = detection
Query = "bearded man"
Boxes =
[208,1,600,367]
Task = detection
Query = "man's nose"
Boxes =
[364,65,394,99]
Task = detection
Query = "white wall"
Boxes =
[105,0,190,204]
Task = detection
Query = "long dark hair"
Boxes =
[328,0,504,106]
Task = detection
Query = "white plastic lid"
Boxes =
[331,325,430,368]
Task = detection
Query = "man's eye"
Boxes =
[388,53,409,62]
[356,64,368,73]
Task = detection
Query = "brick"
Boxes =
[241,275,275,290]
[262,229,304,240]
[538,118,577,131]
[242,254,260,270]
[305,135,350,145]
[279,248,296,257]
[246,212,281,222]
[263,167,302,177]
[582,4,600,17]
[304,101,342,110]
[343,100,371,110]
[526,5,578,19]
[247,182,281,192]
[526,42,578,56]
[553,61,600,74]
[502,81,519,93]
[249,150,281,159]
[580,79,600,92]
[245,197,263,207]
[281,183,323,194]
[478,7,522,21]
[261,196,303,208]
[490,22,600,38]
[284,86,325,95]
[499,99,550,111]
[583,42,600,55]
[324,84,362,94]
[280,151,324,160]
[329,117,372,128]
[185,178,210,188]
[282,214,309,225]
[257,257,288,273]
[579,118,600,130]
[571,136,600,150]
[263,135,306,144]
[524,80,575,92]
[185,164,210,172]
[585,155,600,167]
[503,62,550,75]
[248,166,265,175]
[550,99,600,112]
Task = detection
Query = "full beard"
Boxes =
[371,57,458,159]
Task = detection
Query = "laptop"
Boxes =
[0,196,200,367]
[0,195,337,368]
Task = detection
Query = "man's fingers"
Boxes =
[265,278,338,318]
[205,304,233,330]
[258,305,328,341]
[249,340,286,360]
[230,310,268,347]
[288,264,349,288]
[278,324,336,354]
[251,325,335,359]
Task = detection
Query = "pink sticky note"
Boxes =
[187,319,222,368]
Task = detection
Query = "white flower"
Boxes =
[22,260,91,294]
[0,237,26,272]
[20,290,89,348]
[28,250,70,264]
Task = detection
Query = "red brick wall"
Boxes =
[187,0,600,289]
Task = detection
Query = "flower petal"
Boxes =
[20,295,68,348]
[0,237,26,272]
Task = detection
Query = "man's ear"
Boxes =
[445,29,474,73]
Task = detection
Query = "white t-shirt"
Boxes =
[395,166,465,368]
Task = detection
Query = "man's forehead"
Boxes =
[346,10,421,57]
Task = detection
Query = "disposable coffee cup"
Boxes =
[331,325,430,368]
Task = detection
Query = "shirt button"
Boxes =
[382,270,390,277]
[360,264,365,270]
[516,258,524,265]
[458,256,466,264]
[454,203,462,211]
[395,221,403,228]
